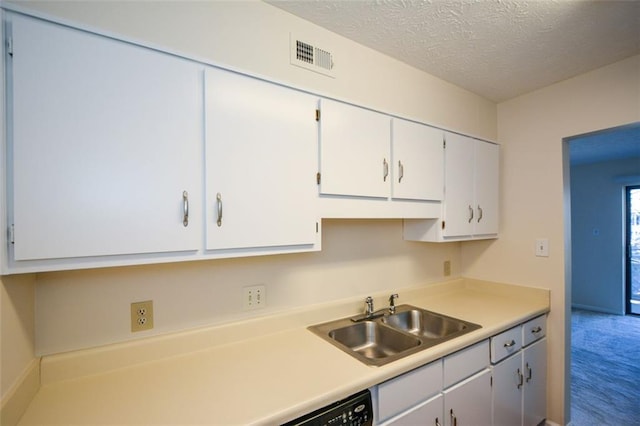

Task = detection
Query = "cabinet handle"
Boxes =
[517,368,524,389]
[526,362,532,382]
[504,339,516,348]
[468,205,474,223]
[435,417,441,426]
[477,205,483,223]
[531,326,542,334]
[383,158,389,182]
[182,191,189,227]
[450,409,457,426]
[398,160,404,183]
[216,193,223,227]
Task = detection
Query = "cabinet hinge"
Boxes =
[315,109,320,121]
[316,172,321,185]
[8,224,15,244]
[6,37,13,57]
[441,220,445,230]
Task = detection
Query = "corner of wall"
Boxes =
[1,273,38,424]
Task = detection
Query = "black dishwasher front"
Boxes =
[282,389,373,426]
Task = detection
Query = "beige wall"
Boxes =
[0,274,36,404]
[463,54,640,424]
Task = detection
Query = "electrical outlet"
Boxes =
[243,285,266,310]
[444,260,451,277]
[131,300,154,332]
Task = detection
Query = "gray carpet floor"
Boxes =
[571,309,640,425]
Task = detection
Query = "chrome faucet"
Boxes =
[389,293,399,314]
[351,294,400,322]
[365,296,374,316]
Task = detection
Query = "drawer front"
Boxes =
[378,360,443,422]
[522,315,546,347]
[443,339,489,388]
[490,326,522,364]
[380,394,443,426]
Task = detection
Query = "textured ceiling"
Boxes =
[267,0,640,165]
[267,0,640,102]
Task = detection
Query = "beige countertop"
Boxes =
[18,278,549,425]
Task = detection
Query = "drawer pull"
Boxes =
[531,326,542,334]
[504,339,516,348]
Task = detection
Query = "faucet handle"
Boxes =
[365,296,374,315]
[389,294,399,314]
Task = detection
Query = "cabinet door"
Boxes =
[474,141,499,235]
[10,14,202,260]
[442,133,475,237]
[523,339,547,426]
[392,119,444,201]
[492,353,523,426]
[382,394,443,426]
[443,369,492,426]
[318,99,391,198]
[204,68,317,250]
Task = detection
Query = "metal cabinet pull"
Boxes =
[383,158,389,182]
[531,326,542,334]
[526,363,532,382]
[398,160,404,183]
[468,205,474,223]
[450,409,457,426]
[517,368,524,389]
[216,193,223,227]
[182,191,189,227]
[504,339,516,348]
[477,205,483,223]
[435,417,441,426]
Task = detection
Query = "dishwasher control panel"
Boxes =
[282,389,372,426]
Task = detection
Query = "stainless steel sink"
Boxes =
[382,305,481,340]
[329,321,421,360]
[309,304,481,366]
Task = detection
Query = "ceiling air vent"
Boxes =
[290,34,335,78]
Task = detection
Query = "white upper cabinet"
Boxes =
[391,118,444,202]
[204,67,318,251]
[8,14,202,263]
[442,133,499,238]
[404,132,499,242]
[318,98,391,198]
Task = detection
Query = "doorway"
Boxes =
[626,186,640,315]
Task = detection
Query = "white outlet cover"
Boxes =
[243,285,266,310]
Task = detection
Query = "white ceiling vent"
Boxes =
[290,34,335,78]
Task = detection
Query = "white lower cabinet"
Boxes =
[444,369,492,426]
[491,315,547,426]
[522,339,547,426]
[375,340,491,426]
[373,316,547,426]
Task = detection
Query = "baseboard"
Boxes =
[0,359,40,426]
[571,303,623,315]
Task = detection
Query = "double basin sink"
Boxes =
[309,304,481,366]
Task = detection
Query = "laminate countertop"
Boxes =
[18,278,549,425]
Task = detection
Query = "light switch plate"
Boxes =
[535,238,549,257]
